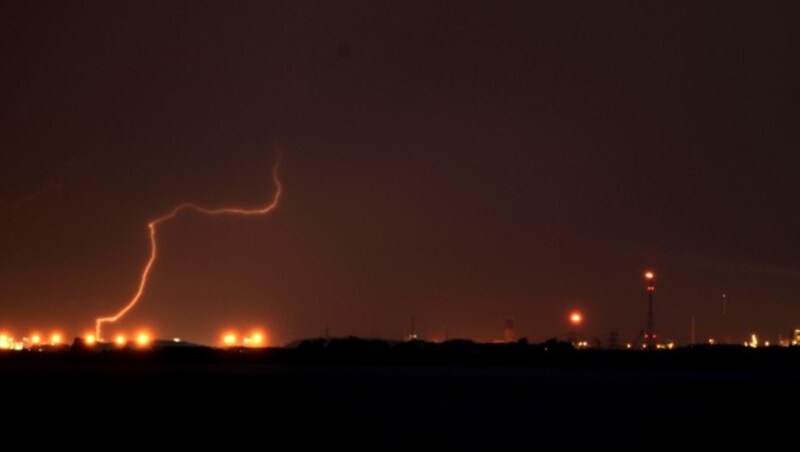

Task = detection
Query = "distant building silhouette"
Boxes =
[607,329,620,349]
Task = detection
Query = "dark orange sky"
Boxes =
[1,1,799,346]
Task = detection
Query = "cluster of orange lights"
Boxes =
[79,332,152,348]
[0,332,64,349]
[1,329,268,350]
[221,331,266,347]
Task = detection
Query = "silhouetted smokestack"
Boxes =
[503,318,514,343]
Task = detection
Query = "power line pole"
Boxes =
[721,293,727,344]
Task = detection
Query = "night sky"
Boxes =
[1,1,798,346]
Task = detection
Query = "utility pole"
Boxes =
[721,294,727,344]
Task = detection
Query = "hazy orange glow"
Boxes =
[115,335,127,346]
[85,334,96,345]
[31,334,41,345]
[644,271,655,280]
[50,334,62,345]
[136,333,150,346]
[251,332,264,346]
[95,155,283,340]
[223,333,237,346]
[570,312,582,325]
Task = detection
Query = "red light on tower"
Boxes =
[644,269,656,349]
[568,311,584,347]
[645,271,655,292]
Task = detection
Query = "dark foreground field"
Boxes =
[1,343,798,447]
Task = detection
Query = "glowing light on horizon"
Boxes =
[569,312,582,325]
[85,334,96,345]
[223,333,237,346]
[243,331,265,347]
[115,335,126,346]
[95,154,283,340]
[251,332,264,346]
[31,335,41,345]
[51,334,62,345]
[136,333,150,347]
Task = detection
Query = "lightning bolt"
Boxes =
[0,182,62,210]
[95,156,283,341]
